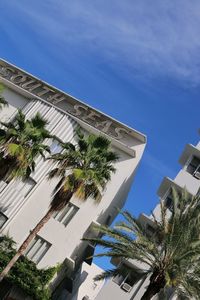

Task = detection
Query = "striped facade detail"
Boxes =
[0,181,24,218]
[0,100,78,221]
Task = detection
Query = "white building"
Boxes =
[0,59,146,299]
[95,138,200,300]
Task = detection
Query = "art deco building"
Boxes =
[0,59,146,299]
[95,138,200,300]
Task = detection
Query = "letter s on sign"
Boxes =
[10,73,27,84]
[114,127,129,140]
[82,111,101,122]
[0,66,15,78]
[71,104,88,117]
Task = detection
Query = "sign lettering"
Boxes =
[0,63,132,141]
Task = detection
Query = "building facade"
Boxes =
[0,59,146,299]
[95,138,200,300]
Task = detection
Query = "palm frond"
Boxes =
[84,190,200,299]
[48,132,118,211]
[0,110,51,180]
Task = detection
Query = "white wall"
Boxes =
[71,263,105,300]
[0,87,146,271]
[0,87,28,121]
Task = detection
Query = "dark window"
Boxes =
[105,214,112,226]
[165,192,174,212]
[146,224,156,235]
[83,244,95,265]
[52,276,73,297]
[124,272,141,286]
[0,279,13,299]
[113,268,142,292]
[187,156,200,176]
[0,212,8,228]
[113,273,125,285]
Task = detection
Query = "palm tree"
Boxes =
[0,83,8,110]
[0,109,51,181]
[84,189,200,300]
[0,132,118,281]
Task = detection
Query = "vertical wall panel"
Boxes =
[0,100,78,222]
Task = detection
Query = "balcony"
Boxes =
[83,220,101,239]
[179,144,200,167]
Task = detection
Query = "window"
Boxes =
[187,156,200,178]
[50,140,62,154]
[113,268,142,292]
[25,236,51,264]
[165,188,193,213]
[165,192,174,212]
[146,224,156,236]
[0,180,8,193]
[52,275,73,297]
[105,214,112,226]
[83,244,95,265]
[0,212,8,228]
[113,273,125,285]
[123,272,141,287]
[11,177,36,197]
[54,203,79,226]
[21,177,36,197]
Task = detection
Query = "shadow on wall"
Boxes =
[97,168,137,227]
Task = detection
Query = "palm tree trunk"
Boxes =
[141,272,165,300]
[0,207,55,282]
[141,285,160,300]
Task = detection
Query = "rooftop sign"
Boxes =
[0,60,146,149]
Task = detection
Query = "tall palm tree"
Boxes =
[0,109,51,181]
[84,189,200,300]
[0,132,118,281]
[0,83,8,110]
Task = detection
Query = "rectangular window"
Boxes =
[0,180,8,193]
[113,273,125,285]
[124,272,141,287]
[165,192,174,212]
[113,268,142,292]
[0,212,8,228]
[83,244,95,265]
[21,177,36,197]
[105,214,112,226]
[146,224,156,236]
[187,156,200,177]
[25,236,51,264]
[11,177,36,197]
[54,203,79,227]
[50,140,62,154]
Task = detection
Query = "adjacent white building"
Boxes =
[0,59,146,299]
[95,138,200,300]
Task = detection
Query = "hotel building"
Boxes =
[0,59,146,299]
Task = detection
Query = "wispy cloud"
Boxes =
[2,0,200,86]
[144,152,176,179]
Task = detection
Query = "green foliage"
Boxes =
[0,109,52,180]
[48,132,118,210]
[84,189,200,299]
[0,236,57,300]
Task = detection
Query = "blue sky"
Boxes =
[0,1,199,270]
